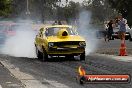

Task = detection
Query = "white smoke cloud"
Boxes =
[1,21,37,58]
[1,11,98,58]
[78,11,99,55]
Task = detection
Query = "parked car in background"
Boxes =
[112,25,132,41]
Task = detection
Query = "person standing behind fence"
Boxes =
[118,15,127,41]
[107,20,114,41]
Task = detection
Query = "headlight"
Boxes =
[79,42,86,47]
[48,42,54,47]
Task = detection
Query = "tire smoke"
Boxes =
[1,11,98,57]
[1,21,37,58]
[78,11,99,55]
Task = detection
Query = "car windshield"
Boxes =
[45,27,77,36]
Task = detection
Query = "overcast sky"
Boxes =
[60,0,84,6]
[62,0,83,3]
[70,0,83,3]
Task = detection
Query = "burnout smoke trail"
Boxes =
[1,21,37,58]
[78,11,99,55]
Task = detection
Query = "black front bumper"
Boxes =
[47,47,85,55]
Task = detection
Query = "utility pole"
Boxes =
[26,0,30,15]
[57,0,61,21]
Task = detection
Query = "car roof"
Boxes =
[43,25,72,28]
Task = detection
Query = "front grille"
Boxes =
[48,47,85,54]
[54,41,79,47]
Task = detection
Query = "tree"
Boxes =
[82,0,118,23]
[0,0,12,16]
[108,0,132,26]
[11,0,68,22]
[62,1,80,21]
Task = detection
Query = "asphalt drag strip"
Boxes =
[0,61,24,88]
[0,54,132,88]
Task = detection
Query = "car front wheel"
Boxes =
[80,52,85,61]
[111,37,114,40]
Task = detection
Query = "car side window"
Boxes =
[45,30,48,36]
[45,28,56,36]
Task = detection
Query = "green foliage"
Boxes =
[108,0,132,26]
[58,1,80,21]
[0,0,12,16]
[82,0,118,23]
[11,0,63,21]
[11,0,80,22]
[1,0,131,26]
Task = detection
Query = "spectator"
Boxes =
[118,15,127,40]
[107,20,114,41]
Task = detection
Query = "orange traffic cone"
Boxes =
[119,42,127,56]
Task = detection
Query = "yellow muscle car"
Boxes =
[34,25,86,61]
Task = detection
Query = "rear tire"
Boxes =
[35,46,48,61]
[111,37,114,40]
[36,47,42,60]
[80,51,85,61]
[42,47,48,61]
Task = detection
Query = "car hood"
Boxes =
[47,35,85,42]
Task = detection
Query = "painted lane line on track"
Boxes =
[0,85,2,88]
[44,79,69,88]
[0,60,69,88]
[0,60,47,88]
